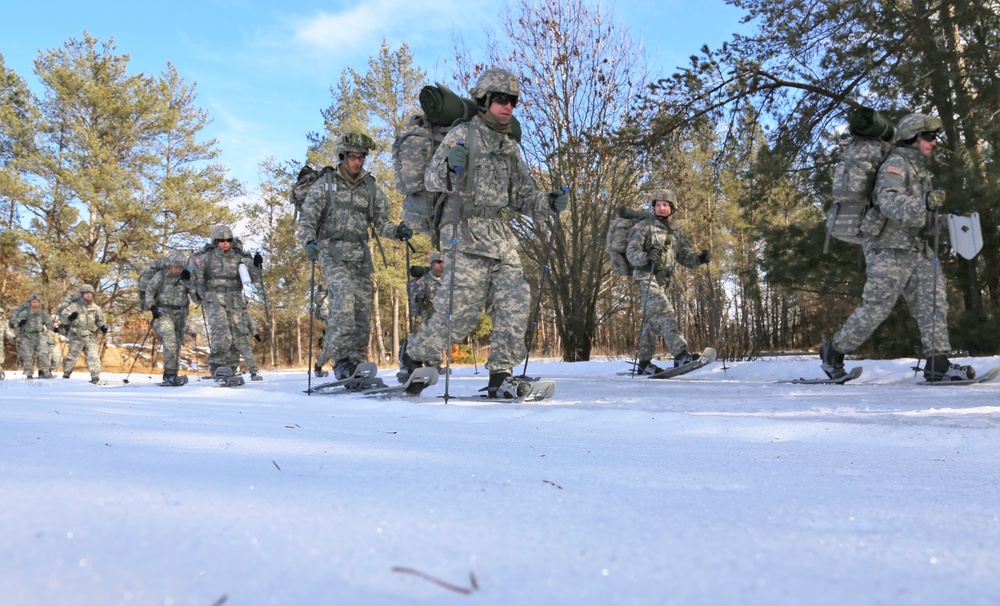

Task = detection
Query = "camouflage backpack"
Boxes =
[54,293,82,335]
[137,256,174,311]
[392,82,522,243]
[606,207,650,277]
[825,108,895,252]
[289,166,320,221]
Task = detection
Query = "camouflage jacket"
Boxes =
[189,244,259,309]
[146,268,191,313]
[869,146,935,252]
[626,216,702,282]
[0,309,15,341]
[13,306,52,336]
[425,116,552,260]
[296,166,398,273]
[61,299,106,339]
[408,272,441,319]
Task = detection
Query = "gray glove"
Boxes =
[446,142,468,172]
[304,240,320,263]
[549,189,569,212]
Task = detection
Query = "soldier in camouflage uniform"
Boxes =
[0,304,16,378]
[61,284,108,383]
[821,113,974,382]
[408,251,444,327]
[146,251,192,385]
[399,68,571,398]
[188,225,262,376]
[297,131,412,381]
[626,189,710,375]
[13,295,52,378]
[236,309,261,379]
[46,323,66,378]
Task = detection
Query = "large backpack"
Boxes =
[392,82,522,241]
[824,108,895,252]
[137,256,172,311]
[54,293,83,335]
[606,207,650,277]
[289,166,320,221]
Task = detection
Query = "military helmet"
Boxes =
[167,251,188,267]
[334,131,377,161]
[650,188,678,209]
[895,113,943,143]
[429,251,443,264]
[470,68,520,105]
[28,293,40,302]
[79,284,95,295]
[210,224,234,242]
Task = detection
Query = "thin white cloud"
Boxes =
[292,0,481,53]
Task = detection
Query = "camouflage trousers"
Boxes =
[833,247,950,356]
[203,300,246,370]
[235,332,259,374]
[64,334,101,379]
[407,251,530,374]
[634,271,687,361]
[314,327,334,368]
[153,311,186,375]
[48,337,64,375]
[320,259,373,364]
[19,332,51,376]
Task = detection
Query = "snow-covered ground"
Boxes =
[2,354,999,606]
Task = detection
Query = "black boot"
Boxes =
[397,350,424,383]
[484,372,531,399]
[334,358,358,380]
[673,350,701,367]
[924,354,975,382]
[819,341,846,379]
[637,360,664,375]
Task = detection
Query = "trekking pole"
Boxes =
[519,198,563,380]
[704,263,728,373]
[254,251,275,368]
[470,336,480,375]
[307,260,317,395]
[404,237,414,335]
[630,258,658,377]
[441,154,465,403]
[123,322,154,384]
[928,203,942,377]
[148,336,158,377]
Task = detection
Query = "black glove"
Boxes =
[647,248,662,267]
[395,223,413,241]
[150,306,162,320]
[100,325,108,334]
[549,188,569,212]
[180,269,191,281]
[67,312,79,322]
[446,142,468,172]
[18,319,27,327]
[304,240,320,263]
[699,249,711,265]
[253,253,263,268]
[254,333,262,343]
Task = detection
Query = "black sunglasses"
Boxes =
[920,132,939,142]
[490,93,518,108]
[218,238,234,243]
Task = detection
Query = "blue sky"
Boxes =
[0,0,747,189]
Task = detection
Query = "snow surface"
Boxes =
[2,355,1000,606]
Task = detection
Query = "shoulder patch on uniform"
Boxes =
[631,224,643,229]
[884,165,903,175]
